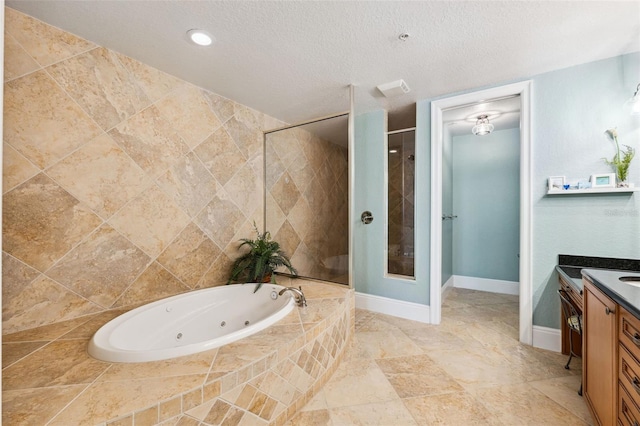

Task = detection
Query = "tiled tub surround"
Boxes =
[2,280,354,425]
[3,6,291,335]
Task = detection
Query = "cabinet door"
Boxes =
[583,280,617,426]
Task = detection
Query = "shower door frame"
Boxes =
[430,81,533,345]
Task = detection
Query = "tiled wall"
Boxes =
[265,127,349,284]
[2,7,286,334]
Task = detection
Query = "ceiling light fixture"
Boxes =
[472,115,494,136]
[624,83,640,115]
[187,29,214,46]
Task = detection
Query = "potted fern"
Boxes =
[228,223,297,292]
[604,128,635,187]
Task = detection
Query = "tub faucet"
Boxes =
[279,286,307,307]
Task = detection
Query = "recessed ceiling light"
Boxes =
[187,29,214,46]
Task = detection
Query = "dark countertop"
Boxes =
[582,269,640,319]
[556,265,584,294]
[557,255,640,298]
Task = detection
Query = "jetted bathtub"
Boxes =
[88,283,295,363]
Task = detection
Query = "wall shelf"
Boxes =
[546,187,638,195]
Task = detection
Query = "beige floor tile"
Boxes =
[471,382,589,425]
[286,409,332,426]
[403,391,500,425]
[346,330,423,360]
[329,400,417,426]
[530,375,592,425]
[322,358,399,409]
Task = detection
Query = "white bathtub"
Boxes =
[88,284,295,363]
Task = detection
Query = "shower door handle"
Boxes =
[361,211,374,225]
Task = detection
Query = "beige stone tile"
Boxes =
[194,126,246,186]
[2,251,40,305]
[112,261,190,308]
[195,187,247,250]
[60,309,128,339]
[223,162,262,218]
[300,389,328,412]
[4,70,102,169]
[299,298,343,325]
[498,343,577,382]
[264,143,286,190]
[48,374,206,425]
[403,392,500,425]
[265,191,286,236]
[2,384,87,425]
[115,53,182,102]
[185,399,215,421]
[196,252,235,288]
[172,415,202,426]
[98,350,216,382]
[108,185,190,257]
[287,409,332,426]
[375,354,463,399]
[2,314,95,342]
[3,174,103,271]
[2,341,47,368]
[108,105,190,178]
[46,224,151,308]
[224,114,263,161]
[201,91,237,124]
[530,375,592,425]
[157,223,221,288]
[48,47,150,131]
[3,142,40,193]
[4,33,39,82]
[156,84,222,148]
[273,220,301,260]
[5,7,95,66]
[322,358,398,409]
[287,150,316,196]
[471,382,588,425]
[268,129,302,170]
[2,275,101,334]
[347,329,423,360]
[47,133,153,219]
[156,152,218,218]
[329,399,417,426]
[3,339,109,390]
[270,172,301,216]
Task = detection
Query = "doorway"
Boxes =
[430,81,533,345]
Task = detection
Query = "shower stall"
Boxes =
[264,114,349,285]
[387,129,415,277]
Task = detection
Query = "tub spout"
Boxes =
[279,286,307,307]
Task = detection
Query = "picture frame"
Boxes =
[548,176,566,191]
[590,173,616,188]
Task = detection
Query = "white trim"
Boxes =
[355,292,430,324]
[532,326,561,353]
[441,275,455,292]
[453,275,520,295]
[430,80,533,345]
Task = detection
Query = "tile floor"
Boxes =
[286,288,592,426]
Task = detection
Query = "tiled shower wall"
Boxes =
[265,128,348,284]
[2,7,286,334]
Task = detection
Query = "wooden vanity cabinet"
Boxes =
[619,307,640,426]
[583,280,617,426]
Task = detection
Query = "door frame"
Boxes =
[429,81,533,345]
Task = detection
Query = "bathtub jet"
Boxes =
[88,284,297,363]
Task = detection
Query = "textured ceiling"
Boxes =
[443,96,521,137]
[8,1,640,125]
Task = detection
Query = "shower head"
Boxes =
[407,154,415,161]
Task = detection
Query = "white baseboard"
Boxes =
[532,325,561,352]
[441,275,454,299]
[453,275,520,296]
[355,292,430,324]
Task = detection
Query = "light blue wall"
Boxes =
[452,128,520,282]
[353,53,639,326]
[416,52,640,329]
[353,109,430,304]
[441,126,453,285]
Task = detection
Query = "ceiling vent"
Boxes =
[377,79,410,97]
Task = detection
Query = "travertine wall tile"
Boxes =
[3,173,103,272]
[2,7,275,335]
[3,33,39,81]
[46,224,151,308]
[47,133,153,219]
[48,47,151,131]
[4,7,96,67]
[4,70,102,169]
[2,143,39,193]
